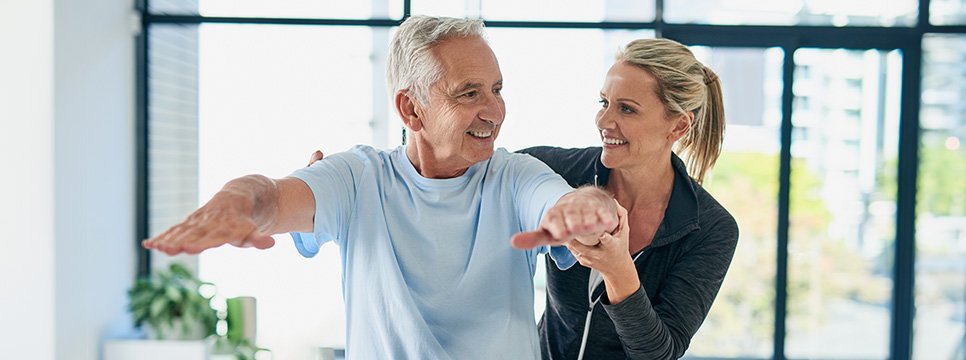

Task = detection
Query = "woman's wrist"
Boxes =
[601,258,641,304]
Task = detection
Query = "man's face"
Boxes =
[414,36,505,171]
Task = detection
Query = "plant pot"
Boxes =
[104,339,208,360]
[147,318,208,340]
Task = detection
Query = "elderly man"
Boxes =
[143,16,615,359]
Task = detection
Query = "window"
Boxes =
[690,46,784,359]
[150,0,405,19]
[787,48,902,359]
[914,34,965,360]
[664,0,917,26]
[413,0,655,22]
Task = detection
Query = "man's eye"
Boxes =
[463,91,478,98]
[493,87,502,95]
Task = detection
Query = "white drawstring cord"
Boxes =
[575,250,645,360]
[577,269,604,360]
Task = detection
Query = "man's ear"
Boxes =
[669,111,693,142]
[395,91,423,132]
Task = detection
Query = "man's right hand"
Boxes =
[143,184,277,255]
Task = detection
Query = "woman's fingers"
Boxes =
[307,150,324,167]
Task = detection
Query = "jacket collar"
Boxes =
[594,151,701,248]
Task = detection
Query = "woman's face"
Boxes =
[596,61,690,171]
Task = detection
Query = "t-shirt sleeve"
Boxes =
[509,154,575,269]
[286,149,365,258]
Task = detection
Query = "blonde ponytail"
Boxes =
[675,67,725,184]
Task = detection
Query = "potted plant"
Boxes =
[115,263,269,360]
[127,263,218,340]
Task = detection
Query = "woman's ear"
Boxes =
[669,111,693,142]
[395,91,423,132]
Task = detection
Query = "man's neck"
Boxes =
[405,141,470,179]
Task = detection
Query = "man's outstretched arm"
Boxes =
[142,175,316,255]
[511,186,618,249]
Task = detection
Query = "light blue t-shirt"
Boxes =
[289,145,577,360]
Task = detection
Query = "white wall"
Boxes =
[53,0,137,358]
[0,0,56,358]
[0,0,136,359]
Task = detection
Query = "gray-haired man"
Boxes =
[144,15,614,359]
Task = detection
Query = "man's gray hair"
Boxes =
[387,15,486,105]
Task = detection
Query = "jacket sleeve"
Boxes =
[600,211,739,359]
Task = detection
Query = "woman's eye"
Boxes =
[598,99,608,107]
[620,104,635,114]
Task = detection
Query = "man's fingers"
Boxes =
[564,206,597,235]
[248,234,276,249]
[561,208,583,234]
[183,221,254,253]
[183,229,232,254]
[541,212,572,240]
[597,206,619,232]
[511,230,556,249]
[152,226,187,255]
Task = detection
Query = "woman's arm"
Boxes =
[603,213,738,359]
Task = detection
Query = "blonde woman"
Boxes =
[517,38,738,359]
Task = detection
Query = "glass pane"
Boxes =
[914,34,966,360]
[931,0,966,25]
[666,0,917,27]
[787,48,902,359]
[687,47,783,360]
[150,0,404,20]
[488,29,655,151]
[413,0,655,22]
[150,23,390,359]
[148,24,201,239]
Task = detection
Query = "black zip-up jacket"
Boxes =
[519,146,739,360]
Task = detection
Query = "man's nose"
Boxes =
[478,92,505,124]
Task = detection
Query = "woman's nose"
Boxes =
[596,109,615,130]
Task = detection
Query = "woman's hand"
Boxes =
[307,150,324,166]
[566,202,641,304]
[566,201,632,275]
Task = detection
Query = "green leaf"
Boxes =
[149,297,168,319]
[169,263,192,278]
[165,285,183,302]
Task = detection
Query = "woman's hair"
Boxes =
[387,15,486,106]
[616,38,726,184]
